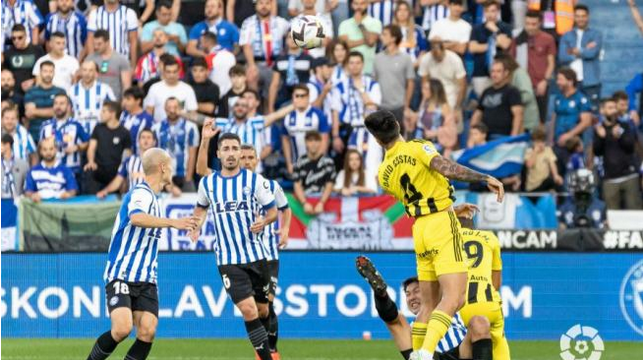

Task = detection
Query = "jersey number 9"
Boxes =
[464,240,483,268]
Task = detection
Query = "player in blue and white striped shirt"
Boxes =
[69,61,116,135]
[39,93,89,175]
[44,0,87,58]
[190,132,277,360]
[356,257,498,360]
[86,147,196,360]
[86,0,139,65]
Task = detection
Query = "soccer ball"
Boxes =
[290,16,325,50]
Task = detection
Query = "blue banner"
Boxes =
[452,134,530,178]
[2,252,643,341]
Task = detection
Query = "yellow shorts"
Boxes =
[413,210,468,281]
[460,300,510,360]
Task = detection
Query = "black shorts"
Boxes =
[218,260,271,304]
[106,280,159,317]
[267,260,279,296]
[435,346,460,360]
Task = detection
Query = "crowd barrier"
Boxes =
[2,252,642,341]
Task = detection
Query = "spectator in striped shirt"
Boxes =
[368,0,395,26]
[33,31,80,92]
[44,0,88,59]
[2,0,43,46]
[420,0,450,37]
[1,104,36,165]
[120,87,153,154]
[24,61,66,141]
[292,130,336,214]
[86,0,139,67]
[134,29,185,86]
[151,97,200,191]
[68,61,117,135]
[86,29,131,99]
[24,137,78,202]
[140,0,187,56]
[1,133,29,199]
[39,93,90,178]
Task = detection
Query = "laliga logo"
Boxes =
[559,324,604,360]
[620,259,643,336]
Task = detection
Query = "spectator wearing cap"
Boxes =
[593,97,642,210]
[470,58,524,139]
[338,0,383,75]
[83,101,132,194]
[1,133,29,199]
[24,137,78,202]
[267,34,314,113]
[558,4,603,113]
[282,84,331,174]
[292,130,336,215]
[550,67,592,176]
[372,24,415,130]
[307,57,334,124]
[468,1,513,97]
[201,32,237,96]
[428,0,471,56]
[187,0,239,57]
[510,10,557,123]
[189,57,221,118]
[86,30,131,99]
[140,0,187,56]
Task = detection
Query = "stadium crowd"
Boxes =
[2,0,643,229]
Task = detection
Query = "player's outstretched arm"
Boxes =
[130,213,197,230]
[188,206,208,242]
[430,155,505,202]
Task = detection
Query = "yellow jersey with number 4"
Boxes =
[378,139,455,217]
[461,228,503,304]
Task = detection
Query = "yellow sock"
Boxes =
[422,310,452,352]
[411,322,428,351]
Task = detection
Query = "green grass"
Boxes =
[1,339,641,360]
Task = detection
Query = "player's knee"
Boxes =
[468,316,491,341]
[257,303,270,319]
[111,323,133,342]
[136,323,157,342]
[237,301,259,319]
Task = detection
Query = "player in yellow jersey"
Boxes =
[459,218,511,360]
[364,110,504,360]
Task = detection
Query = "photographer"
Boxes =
[593,97,642,210]
[558,169,606,229]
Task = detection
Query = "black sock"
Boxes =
[87,331,119,360]
[472,338,493,360]
[268,302,279,352]
[374,292,399,323]
[245,318,272,360]
[260,314,270,332]
[400,348,413,360]
[124,339,153,360]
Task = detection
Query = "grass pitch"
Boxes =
[1,339,640,360]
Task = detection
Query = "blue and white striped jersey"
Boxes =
[368,0,395,26]
[215,116,271,173]
[330,76,382,127]
[8,124,36,161]
[282,106,330,164]
[1,0,43,46]
[44,11,87,58]
[196,169,276,266]
[409,312,467,353]
[307,79,333,127]
[120,110,153,154]
[87,5,138,57]
[39,117,89,173]
[104,181,161,284]
[262,180,289,261]
[68,80,116,135]
[24,161,78,199]
[151,118,199,178]
[421,4,450,33]
[117,154,144,190]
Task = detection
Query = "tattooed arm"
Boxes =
[430,155,505,202]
